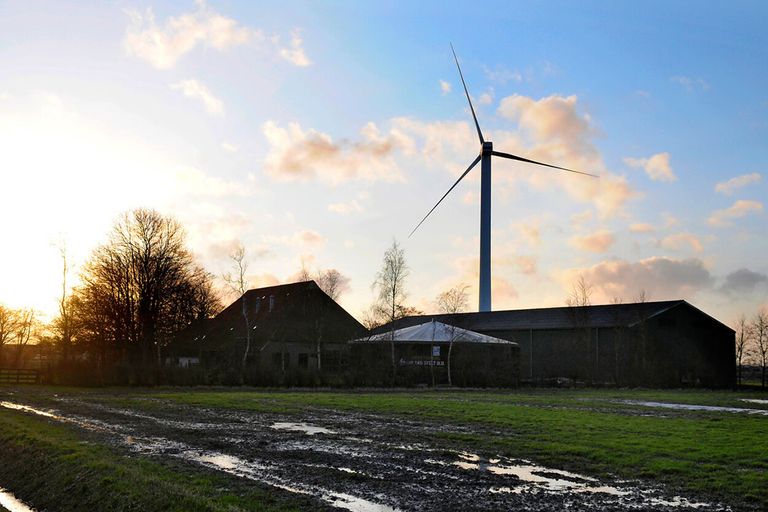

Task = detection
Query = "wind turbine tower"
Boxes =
[411,45,597,312]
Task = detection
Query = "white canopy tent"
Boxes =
[358,320,516,345]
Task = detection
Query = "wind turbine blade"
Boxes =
[451,43,484,145]
[409,154,482,238]
[491,151,599,178]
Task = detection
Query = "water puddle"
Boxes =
[614,400,768,416]
[441,452,713,508]
[739,398,768,405]
[271,422,336,435]
[0,487,36,512]
[0,401,59,419]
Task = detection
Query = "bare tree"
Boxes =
[753,309,768,388]
[316,268,350,302]
[566,275,593,383]
[0,305,21,366]
[436,284,470,314]
[373,239,410,380]
[436,284,469,386]
[75,209,216,381]
[735,314,752,386]
[12,309,38,367]
[53,241,73,362]
[222,243,252,377]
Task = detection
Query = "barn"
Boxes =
[379,300,735,388]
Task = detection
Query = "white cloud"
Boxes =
[659,232,704,253]
[629,223,655,233]
[278,29,311,67]
[478,89,494,105]
[623,152,677,182]
[671,75,710,91]
[561,257,713,303]
[439,80,451,95]
[221,142,238,152]
[123,2,254,69]
[484,65,522,84]
[707,200,763,227]
[328,200,363,214]
[495,94,637,217]
[262,120,413,184]
[570,230,615,253]
[715,173,762,195]
[170,79,224,115]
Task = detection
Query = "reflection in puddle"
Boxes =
[739,398,768,405]
[0,487,36,512]
[615,399,768,416]
[0,401,59,419]
[271,422,336,435]
[438,453,709,507]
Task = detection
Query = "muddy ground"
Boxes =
[0,389,732,511]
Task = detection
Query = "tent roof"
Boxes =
[356,320,517,345]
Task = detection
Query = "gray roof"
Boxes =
[375,300,733,334]
[356,320,517,345]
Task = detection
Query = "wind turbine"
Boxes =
[410,45,597,313]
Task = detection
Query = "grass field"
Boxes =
[1,386,766,511]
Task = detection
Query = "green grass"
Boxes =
[0,407,324,512]
[145,388,768,510]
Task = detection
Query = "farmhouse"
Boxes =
[379,300,735,388]
[171,281,365,385]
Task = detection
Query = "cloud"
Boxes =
[658,232,704,253]
[328,200,363,214]
[439,80,451,95]
[263,120,412,184]
[497,94,595,156]
[278,29,310,67]
[221,142,238,152]
[561,257,713,302]
[671,75,710,91]
[170,79,224,115]
[570,230,615,253]
[478,89,494,105]
[123,2,254,69]
[629,223,655,233]
[707,200,763,227]
[715,172,762,195]
[513,256,537,275]
[623,152,676,182]
[262,229,326,248]
[484,65,522,84]
[495,94,638,217]
[719,268,768,295]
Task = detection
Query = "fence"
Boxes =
[0,368,40,384]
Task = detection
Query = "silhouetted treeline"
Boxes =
[53,209,220,384]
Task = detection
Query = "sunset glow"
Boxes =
[1,1,766,326]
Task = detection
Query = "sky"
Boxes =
[1,0,767,327]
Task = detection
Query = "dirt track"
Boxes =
[0,391,730,511]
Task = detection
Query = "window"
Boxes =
[298,353,309,369]
[269,295,275,312]
[272,353,282,367]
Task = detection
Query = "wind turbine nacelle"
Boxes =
[482,141,493,154]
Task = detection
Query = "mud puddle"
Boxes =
[614,399,768,416]
[739,398,768,406]
[0,487,36,512]
[1,398,729,511]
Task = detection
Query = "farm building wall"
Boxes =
[381,301,735,388]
